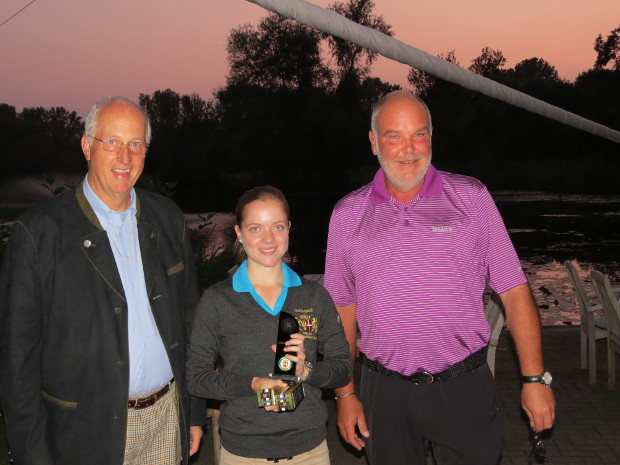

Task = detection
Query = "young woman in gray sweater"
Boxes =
[187,186,352,464]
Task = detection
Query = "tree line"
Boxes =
[2,0,619,212]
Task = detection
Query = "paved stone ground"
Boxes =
[496,326,620,465]
[191,326,620,465]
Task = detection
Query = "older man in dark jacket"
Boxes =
[0,96,205,464]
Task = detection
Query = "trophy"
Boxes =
[256,311,305,411]
[273,311,301,381]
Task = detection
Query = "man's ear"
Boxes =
[81,135,91,161]
[369,130,378,156]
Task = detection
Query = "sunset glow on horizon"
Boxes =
[1,0,618,118]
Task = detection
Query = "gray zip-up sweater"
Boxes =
[187,277,352,458]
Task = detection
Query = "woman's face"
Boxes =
[234,198,290,270]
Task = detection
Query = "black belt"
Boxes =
[361,347,487,385]
[128,379,174,409]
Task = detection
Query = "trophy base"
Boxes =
[269,373,300,384]
[257,381,305,411]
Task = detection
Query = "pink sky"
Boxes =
[1,0,618,117]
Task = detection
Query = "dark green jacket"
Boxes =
[0,184,204,465]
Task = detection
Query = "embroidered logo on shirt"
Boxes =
[292,310,318,340]
[298,317,318,333]
[431,226,454,232]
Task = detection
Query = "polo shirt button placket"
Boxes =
[403,206,410,226]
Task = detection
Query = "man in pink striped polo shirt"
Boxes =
[324,90,556,465]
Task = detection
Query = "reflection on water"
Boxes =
[495,191,620,325]
[522,259,603,326]
[193,191,620,326]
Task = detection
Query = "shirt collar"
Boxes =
[83,173,136,219]
[232,261,302,315]
[369,164,442,205]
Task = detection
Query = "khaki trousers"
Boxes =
[220,440,330,465]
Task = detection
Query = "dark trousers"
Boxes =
[361,363,502,465]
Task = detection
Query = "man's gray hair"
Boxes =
[370,90,433,136]
[84,96,152,145]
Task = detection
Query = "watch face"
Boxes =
[542,371,552,386]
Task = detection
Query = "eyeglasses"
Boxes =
[529,430,548,464]
[87,135,148,155]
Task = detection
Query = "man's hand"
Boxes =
[521,384,556,432]
[336,394,370,451]
[500,284,556,432]
[189,425,204,456]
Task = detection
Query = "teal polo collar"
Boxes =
[232,261,302,315]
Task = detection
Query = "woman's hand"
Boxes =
[270,333,308,379]
[252,377,288,412]
[252,376,287,391]
[282,333,307,379]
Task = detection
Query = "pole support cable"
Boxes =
[0,0,38,29]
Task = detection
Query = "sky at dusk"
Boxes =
[1,0,618,118]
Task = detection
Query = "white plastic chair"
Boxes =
[484,292,505,377]
[564,260,608,384]
[590,270,620,390]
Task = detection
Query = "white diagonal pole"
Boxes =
[247,0,620,144]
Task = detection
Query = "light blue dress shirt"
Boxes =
[232,260,302,314]
[84,176,173,395]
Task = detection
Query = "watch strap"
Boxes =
[521,371,552,386]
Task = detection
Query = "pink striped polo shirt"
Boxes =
[324,165,527,375]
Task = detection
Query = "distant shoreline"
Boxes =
[4,176,617,327]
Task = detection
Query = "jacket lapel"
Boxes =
[138,222,160,296]
[76,183,126,301]
[80,231,126,302]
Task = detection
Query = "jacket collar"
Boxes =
[76,179,143,230]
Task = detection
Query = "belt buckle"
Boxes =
[410,371,434,385]
[267,457,292,463]
[131,395,150,409]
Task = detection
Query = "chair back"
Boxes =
[565,260,599,327]
[590,271,620,349]
[484,292,505,376]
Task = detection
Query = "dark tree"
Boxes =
[469,47,507,79]
[2,106,84,175]
[137,89,219,207]
[226,14,332,91]
[510,57,559,82]
[594,24,620,71]
[407,50,460,96]
[140,89,183,130]
[325,0,393,85]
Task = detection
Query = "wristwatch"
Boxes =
[300,361,313,382]
[521,371,552,387]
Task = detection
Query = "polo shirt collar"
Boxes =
[369,164,443,205]
[232,260,302,315]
